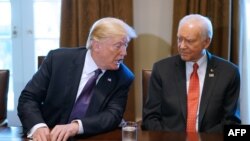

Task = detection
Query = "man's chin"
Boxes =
[180,56,190,61]
[181,56,198,62]
[110,64,120,70]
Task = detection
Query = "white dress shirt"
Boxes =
[186,53,207,131]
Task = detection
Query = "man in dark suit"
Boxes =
[18,17,137,141]
[142,14,240,133]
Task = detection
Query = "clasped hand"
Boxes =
[32,122,79,141]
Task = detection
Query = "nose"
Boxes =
[178,40,186,49]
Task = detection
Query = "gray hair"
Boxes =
[178,14,213,40]
[86,17,137,49]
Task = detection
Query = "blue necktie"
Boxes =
[68,69,102,122]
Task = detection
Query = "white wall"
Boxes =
[133,0,174,121]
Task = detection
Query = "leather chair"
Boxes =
[142,69,152,108]
[38,56,45,68]
[0,70,9,126]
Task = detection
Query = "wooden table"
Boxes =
[0,126,223,141]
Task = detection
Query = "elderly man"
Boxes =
[142,14,240,133]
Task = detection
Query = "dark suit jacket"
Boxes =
[142,51,240,133]
[17,47,134,136]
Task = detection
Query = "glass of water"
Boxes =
[122,121,138,141]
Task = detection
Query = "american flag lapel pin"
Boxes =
[209,69,214,77]
[107,78,112,82]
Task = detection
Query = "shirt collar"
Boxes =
[186,52,207,68]
[186,53,207,71]
[83,50,99,75]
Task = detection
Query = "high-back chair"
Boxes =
[38,56,46,69]
[140,69,152,125]
[0,70,9,126]
[142,69,152,108]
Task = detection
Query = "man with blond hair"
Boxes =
[18,17,137,141]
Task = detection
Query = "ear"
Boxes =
[204,38,211,49]
[91,40,100,51]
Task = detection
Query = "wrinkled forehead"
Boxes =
[177,22,202,39]
[99,35,128,44]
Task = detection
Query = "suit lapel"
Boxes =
[198,52,218,127]
[174,56,187,120]
[61,50,87,122]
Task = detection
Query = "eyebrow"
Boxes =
[113,41,128,45]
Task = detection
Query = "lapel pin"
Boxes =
[107,78,112,82]
[209,73,214,77]
[210,69,214,72]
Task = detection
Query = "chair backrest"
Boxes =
[0,70,9,126]
[38,56,46,69]
[142,69,152,108]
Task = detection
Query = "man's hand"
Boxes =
[32,127,50,141]
[50,122,79,141]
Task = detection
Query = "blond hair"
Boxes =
[86,17,137,49]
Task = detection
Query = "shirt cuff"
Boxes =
[27,123,48,138]
[72,120,84,134]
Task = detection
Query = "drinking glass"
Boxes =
[122,121,137,141]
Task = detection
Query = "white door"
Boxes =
[0,0,61,126]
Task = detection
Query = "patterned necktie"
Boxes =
[187,132,200,141]
[186,63,199,132]
[68,69,102,122]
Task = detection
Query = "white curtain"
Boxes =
[239,0,250,124]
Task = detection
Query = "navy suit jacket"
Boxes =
[18,47,134,136]
[142,51,240,132]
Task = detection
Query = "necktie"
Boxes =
[186,63,199,132]
[68,69,102,122]
[187,132,200,141]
